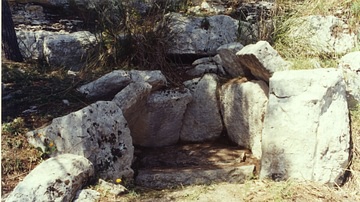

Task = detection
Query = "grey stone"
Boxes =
[338,51,360,106]
[166,13,239,55]
[180,74,223,142]
[77,70,131,99]
[43,31,97,71]
[220,79,268,159]
[216,42,248,77]
[237,40,291,83]
[5,154,94,202]
[260,68,350,184]
[131,89,192,147]
[73,189,100,202]
[26,101,134,181]
[129,70,167,91]
[136,165,255,189]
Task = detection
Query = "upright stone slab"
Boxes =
[26,101,134,181]
[260,68,350,184]
[5,154,94,202]
[220,79,268,159]
[236,41,291,83]
[180,74,223,142]
[131,89,192,147]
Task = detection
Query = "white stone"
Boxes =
[167,13,239,55]
[5,154,94,202]
[131,89,192,147]
[16,30,58,60]
[181,74,223,142]
[287,15,357,55]
[73,189,101,202]
[338,51,360,106]
[260,68,350,185]
[220,79,268,159]
[26,101,134,181]
[129,70,167,91]
[237,40,291,83]
[43,31,97,71]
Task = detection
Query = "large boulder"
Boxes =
[43,31,97,71]
[260,68,351,184]
[5,154,94,202]
[131,89,192,147]
[286,15,357,55]
[166,13,239,55]
[237,40,291,83]
[26,101,134,181]
[338,51,360,106]
[220,79,268,159]
[180,74,223,142]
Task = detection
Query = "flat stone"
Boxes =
[135,142,258,189]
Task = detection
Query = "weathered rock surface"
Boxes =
[237,40,291,83]
[26,101,134,181]
[112,82,152,122]
[220,79,268,159]
[135,143,257,189]
[130,89,192,147]
[167,13,239,55]
[73,189,101,202]
[5,154,94,202]
[97,179,127,196]
[136,165,255,189]
[180,74,223,142]
[216,42,249,78]
[260,68,350,184]
[16,30,57,60]
[77,70,132,99]
[129,70,167,91]
[43,31,97,71]
[338,51,360,106]
[78,70,167,99]
[286,15,357,55]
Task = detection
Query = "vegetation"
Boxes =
[2,0,360,201]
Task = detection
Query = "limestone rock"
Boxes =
[220,79,268,159]
[112,82,152,122]
[112,82,153,142]
[136,165,255,189]
[260,68,350,184]
[131,89,192,147]
[5,154,94,202]
[43,31,97,71]
[287,15,357,55]
[237,40,291,83]
[186,64,222,77]
[129,70,167,91]
[97,179,127,196]
[216,42,249,78]
[78,70,167,99]
[166,13,239,55]
[26,101,134,181]
[180,74,223,142]
[338,51,360,106]
[16,30,57,60]
[73,189,101,202]
[77,70,131,99]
